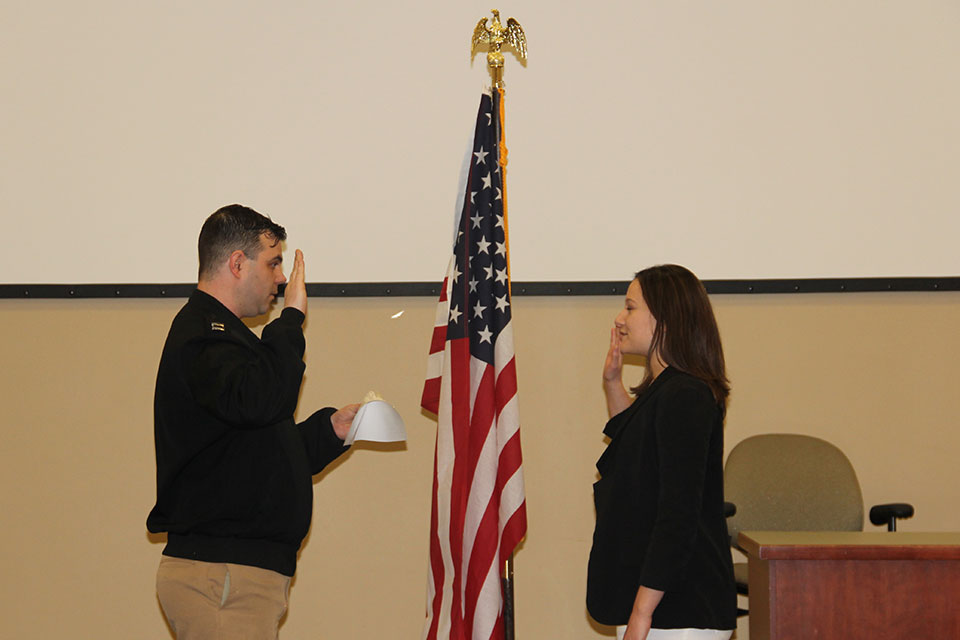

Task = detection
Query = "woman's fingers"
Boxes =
[604,326,623,381]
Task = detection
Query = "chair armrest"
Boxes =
[869,503,915,531]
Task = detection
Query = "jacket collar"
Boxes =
[602,366,680,441]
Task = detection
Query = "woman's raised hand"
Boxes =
[602,326,632,417]
[603,326,623,384]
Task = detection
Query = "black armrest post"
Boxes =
[869,503,915,532]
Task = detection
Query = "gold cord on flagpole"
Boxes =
[471,10,527,89]
[496,87,513,298]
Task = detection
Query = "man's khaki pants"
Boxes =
[157,556,291,640]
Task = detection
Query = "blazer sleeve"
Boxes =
[639,382,718,591]
[183,308,307,428]
[297,407,351,475]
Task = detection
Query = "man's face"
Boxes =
[237,234,286,318]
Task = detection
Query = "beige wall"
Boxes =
[1,291,958,638]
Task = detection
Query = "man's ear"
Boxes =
[227,249,246,279]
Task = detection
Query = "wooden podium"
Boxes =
[738,531,960,639]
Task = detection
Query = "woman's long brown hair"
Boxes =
[629,264,730,411]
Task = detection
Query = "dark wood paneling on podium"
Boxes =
[740,532,960,640]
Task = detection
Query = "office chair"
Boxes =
[723,434,914,612]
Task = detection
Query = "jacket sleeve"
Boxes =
[297,407,351,475]
[183,308,307,428]
[639,383,718,591]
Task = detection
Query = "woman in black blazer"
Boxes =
[587,265,737,640]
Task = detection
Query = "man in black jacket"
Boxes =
[147,204,359,639]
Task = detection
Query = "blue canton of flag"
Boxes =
[447,94,511,359]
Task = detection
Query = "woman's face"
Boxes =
[615,279,657,357]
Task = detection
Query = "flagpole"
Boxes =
[503,555,516,640]
[496,83,518,640]
[472,9,527,640]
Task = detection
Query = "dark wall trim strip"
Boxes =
[704,277,959,294]
[2,278,958,299]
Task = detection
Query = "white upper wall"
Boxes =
[2,1,958,283]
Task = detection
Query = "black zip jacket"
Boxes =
[147,290,348,576]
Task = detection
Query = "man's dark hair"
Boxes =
[197,204,287,279]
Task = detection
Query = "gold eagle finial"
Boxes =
[471,10,526,87]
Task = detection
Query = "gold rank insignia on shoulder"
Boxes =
[210,322,225,332]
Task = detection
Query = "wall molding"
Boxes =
[2,278,958,299]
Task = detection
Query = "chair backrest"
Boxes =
[724,434,864,547]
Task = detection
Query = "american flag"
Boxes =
[421,89,527,640]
